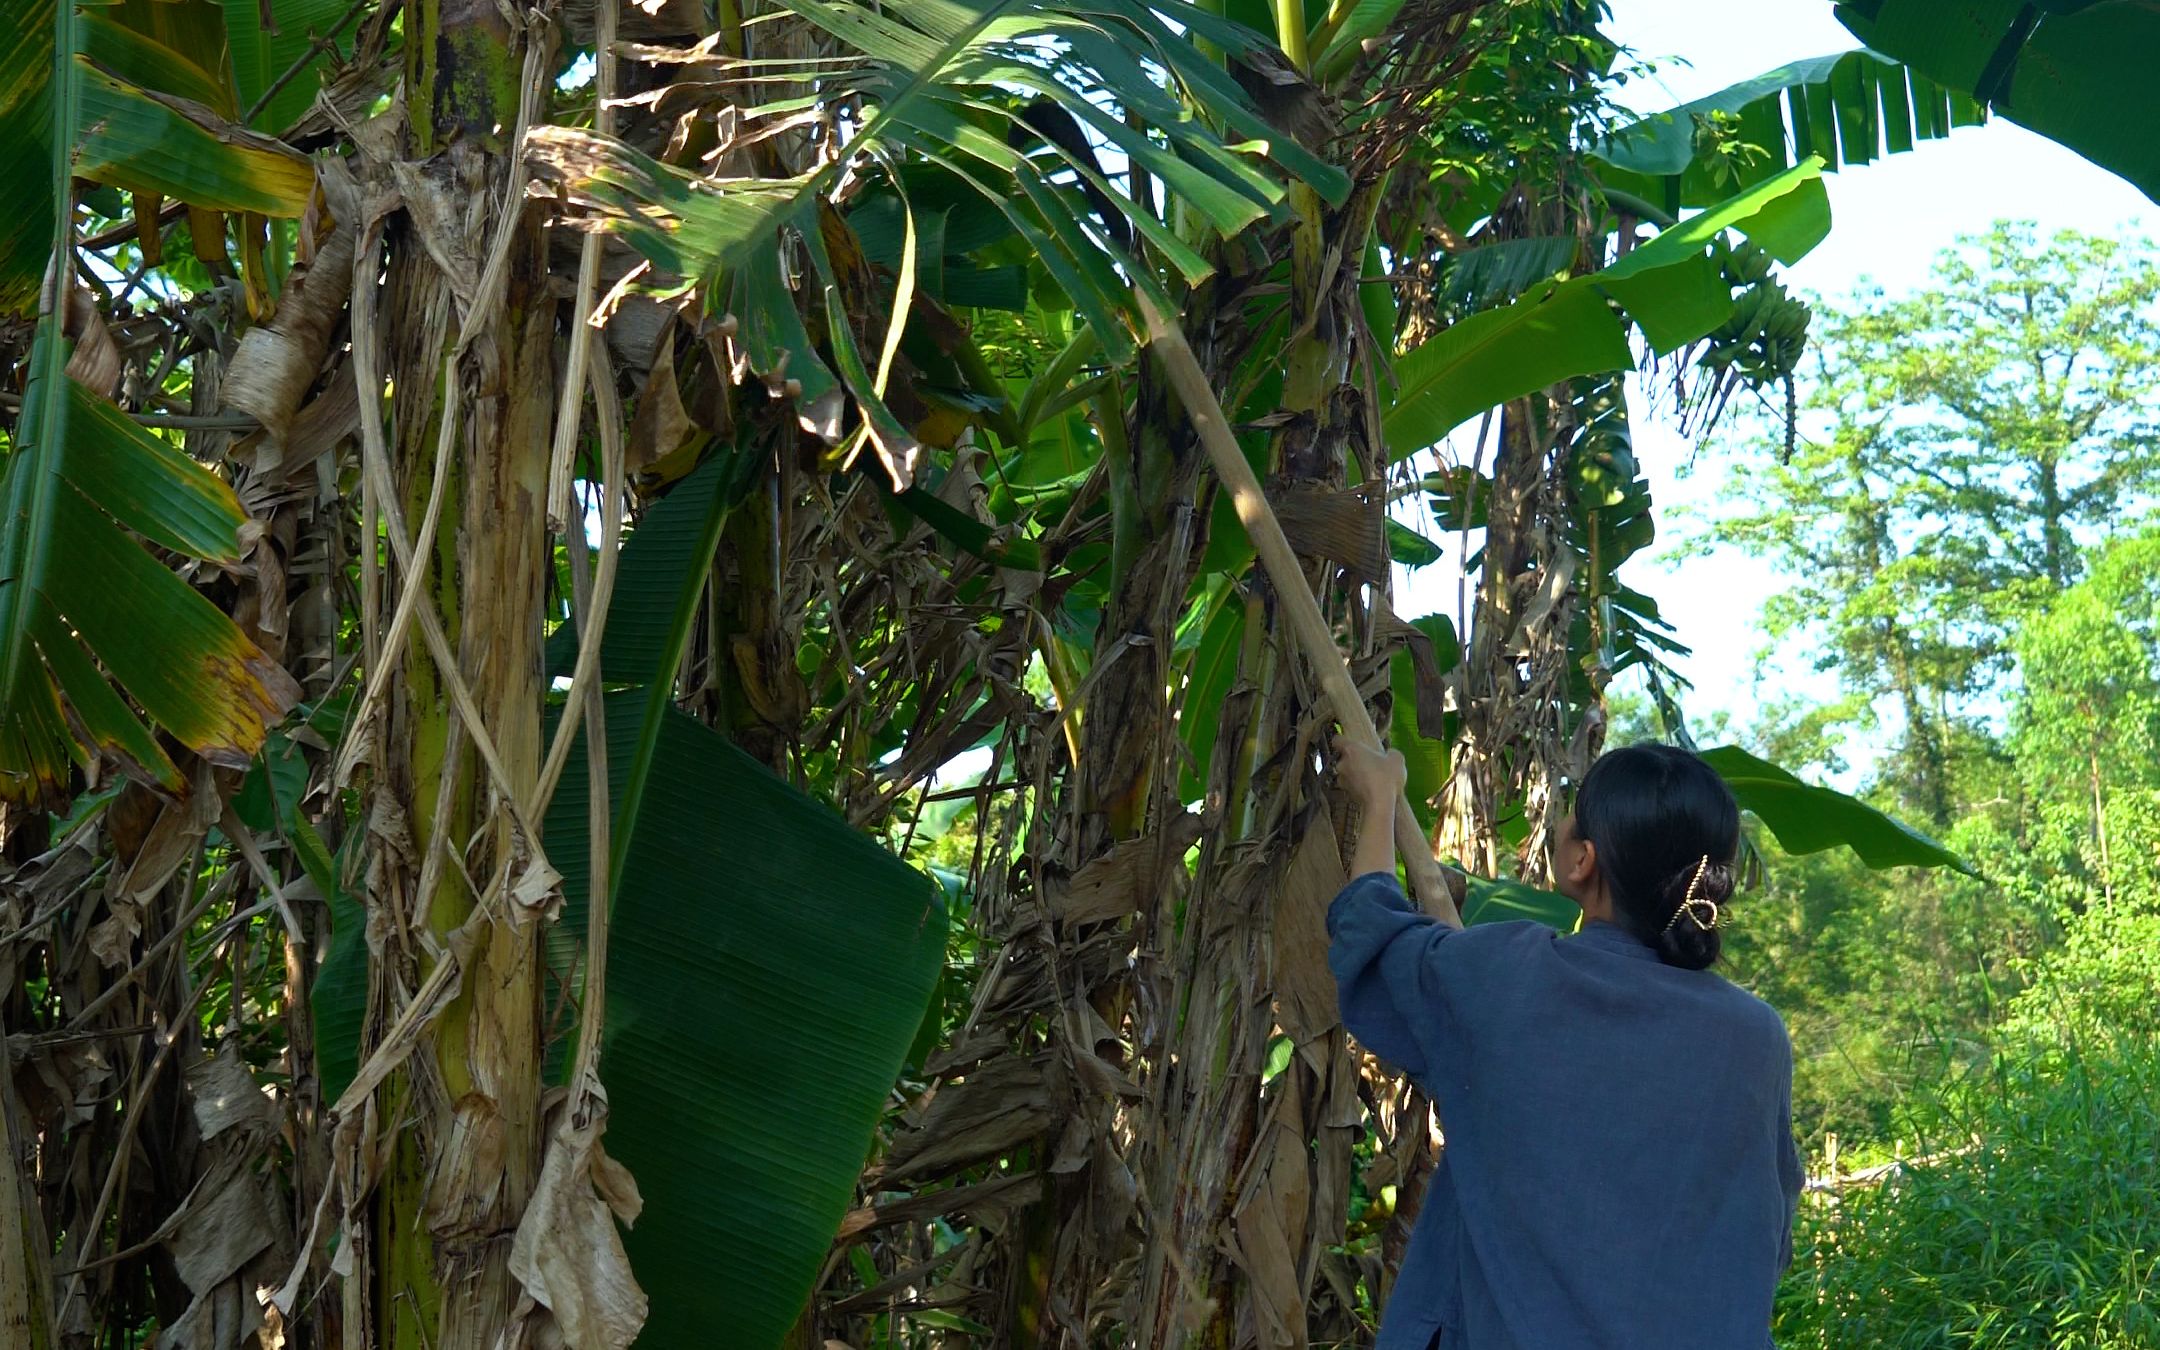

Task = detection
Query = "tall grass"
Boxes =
[1775,939,2160,1349]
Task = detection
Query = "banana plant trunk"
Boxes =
[354,5,555,1345]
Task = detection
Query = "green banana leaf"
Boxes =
[1700,744,1971,873]
[1387,613,1456,835]
[524,0,1343,478]
[330,444,948,1345]
[1381,160,1832,460]
[1834,0,2160,204]
[1435,235,1581,310]
[1177,587,1246,805]
[545,450,751,681]
[1590,49,1985,213]
[1448,738,1968,936]
[547,693,945,1350]
[1461,876,1581,933]
[222,0,353,131]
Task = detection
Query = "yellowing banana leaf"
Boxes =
[0,333,297,803]
[0,0,296,805]
[75,63,315,215]
[0,0,315,315]
[1382,160,1831,460]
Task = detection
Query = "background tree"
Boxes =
[1706,223,2160,827]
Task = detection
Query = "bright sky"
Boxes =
[1394,0,2154,781]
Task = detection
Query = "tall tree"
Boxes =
[1708,223,2160,825]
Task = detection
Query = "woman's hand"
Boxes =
[1336,736,1408,882]
[1333,736,1407,809]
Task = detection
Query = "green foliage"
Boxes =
[1777,1027,2160,1348]
[526,0,1346,450]
[1382,161,1833,458]
[547,692,946,1350]
[1591,49,1985,214]
[1773,851,2160,1350]
[1704,223,2160,827]
[1837,0,2160,204]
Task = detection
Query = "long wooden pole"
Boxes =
[1139,295,1464,926]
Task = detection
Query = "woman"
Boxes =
[1329,739,1803,1349]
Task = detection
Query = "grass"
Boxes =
[1775,1017,2160,1349]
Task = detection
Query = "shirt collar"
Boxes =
[1569,918,1660,961]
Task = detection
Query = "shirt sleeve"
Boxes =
[1326,870,1460,1079]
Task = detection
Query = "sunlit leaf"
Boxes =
[1699,745,1971,874]
[1382,161,1831,459]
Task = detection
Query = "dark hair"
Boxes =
[1571,743,1741,970]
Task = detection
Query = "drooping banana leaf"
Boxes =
[525,0,1346,486]
[1448,743,1966,935]
[546,693,945,1350]
[1699,744,1971,873]
[1589,49,1986,213]
[1382,159,1831,460]
[1833,0,2160,205]
[323,442,949,1345]
[1387,613,1457,835]
[0,0,296,806]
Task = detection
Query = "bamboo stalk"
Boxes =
[1139,293,1463,925]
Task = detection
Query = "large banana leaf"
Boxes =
[526,0,1345,484]
[1382,159,1832,460]
[222,0,354,131]
[547,694,945,1350]
[1589,49,1985,213]
[1834,0,2160,204]
[324,447,946,1343]
[0,0,295,806]
[545,451,942,1346]
[1699,745,1971,873]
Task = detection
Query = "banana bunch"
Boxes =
[1692,242,1810,388]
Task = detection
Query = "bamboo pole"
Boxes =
[1139,294,1464,926]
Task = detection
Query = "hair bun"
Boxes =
[1652,859,1735,971]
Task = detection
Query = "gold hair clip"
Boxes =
[1662,854,1727,932]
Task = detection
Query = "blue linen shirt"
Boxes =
[1328,872,1803,1350]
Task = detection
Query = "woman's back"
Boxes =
[1329,878,1803,1350]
